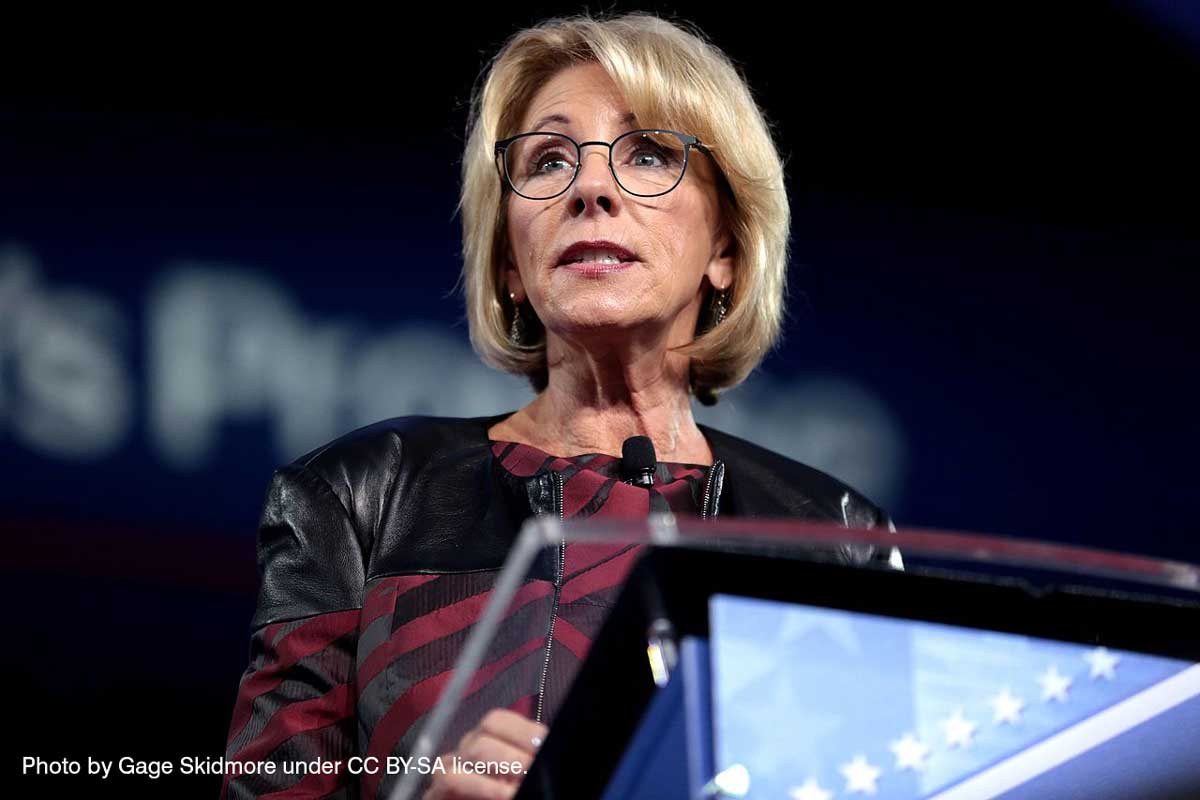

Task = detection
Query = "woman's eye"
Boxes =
[532,151,572,173]
[630,147,675,168]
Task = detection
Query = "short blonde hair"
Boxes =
[458,12,789,403]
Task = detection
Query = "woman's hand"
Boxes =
[423,709,548,799]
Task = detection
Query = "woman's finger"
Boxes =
[476,708,549,754]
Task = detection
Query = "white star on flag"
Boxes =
[789,777,833,800]
[889,732,931,771]
[941,708,978,749]
[1084,646,1120,680]
[1038,664,1073,702]
[989,687,1026,725]
[839,754,882,795]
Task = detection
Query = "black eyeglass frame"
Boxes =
[493,128,711,200]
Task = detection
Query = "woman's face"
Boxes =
[504,62,733,349]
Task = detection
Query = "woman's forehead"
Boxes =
[520,64,638,133]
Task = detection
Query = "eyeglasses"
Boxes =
[494,129,710,200]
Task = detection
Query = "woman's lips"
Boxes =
[557,260,638,276]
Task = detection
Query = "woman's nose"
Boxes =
[569,148,621,215]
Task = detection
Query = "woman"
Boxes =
[222,13,895,800]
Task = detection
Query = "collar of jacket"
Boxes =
[481,411,873,519]
[291,412,887,581]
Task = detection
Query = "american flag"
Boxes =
[709,594,1200,799]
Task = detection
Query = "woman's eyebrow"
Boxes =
[530,113,572,130]
[527,111,639,132]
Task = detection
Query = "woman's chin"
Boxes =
[548,310,669,342]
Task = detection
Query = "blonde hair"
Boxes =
[458,12,789,403]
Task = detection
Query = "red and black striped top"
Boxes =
[222,441,709,799]
[491,440,711,517]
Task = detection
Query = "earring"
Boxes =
[711,286,729,327]
[691,284,729,406]
[702,285,730,334]
[509,291,526,346]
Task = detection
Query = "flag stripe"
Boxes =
[928,666,1200,799]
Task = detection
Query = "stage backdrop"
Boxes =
[2,2,1197,796]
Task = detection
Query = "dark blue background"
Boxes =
[3,2,1197,796]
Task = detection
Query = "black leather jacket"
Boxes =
[252,412,894,629]
[223,412,894,800]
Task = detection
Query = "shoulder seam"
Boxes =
[373,429,406,552]
[289,461,362,545]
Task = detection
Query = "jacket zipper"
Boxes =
[534,472,566,723]
[701,460,724,520]
[534,462,721,720]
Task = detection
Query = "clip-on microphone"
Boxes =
[620,435,657,487]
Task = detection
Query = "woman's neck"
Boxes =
[488,339,712,464]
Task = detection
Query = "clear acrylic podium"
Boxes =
[387,516,1200,800]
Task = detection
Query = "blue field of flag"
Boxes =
[709,594,1200,799]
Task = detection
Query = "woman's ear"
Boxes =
[706,230,735,291]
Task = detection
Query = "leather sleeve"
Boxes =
[839,492,903,569]
[251,464,367,628]
[221,465,366,799]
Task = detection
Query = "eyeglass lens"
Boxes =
[504,131,687,199]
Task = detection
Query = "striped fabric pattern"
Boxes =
[223,442,707,799]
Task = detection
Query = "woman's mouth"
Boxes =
[554,241,640,275]
[558,258,637,275]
